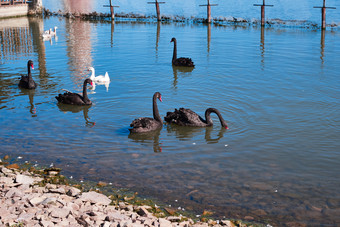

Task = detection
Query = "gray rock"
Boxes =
[5,187,24,198]
[79,191,111,206]
[136,206,150,217]
[29,196,47,206]
[17,212,35,222]
[50,207,71,219]
[49,187,66,194]
[40,220,54,227]
[167,216,182,222]
[220,220,235,226]
[159,218,172,227]
[41,197,57,205]
[0,207,11,218]
[15,174,35,185]
[0,176,13,184]
[1,167,13,174]
[66,187,81,197]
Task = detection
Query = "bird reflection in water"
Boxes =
[172,66,194,89]
[128,129,162,153]
[166,124,227,144]
[57,104,95,127]
[19,89,37,117]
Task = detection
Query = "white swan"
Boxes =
[50,26,58,36]
[42,28,52,40]
[88,67,110,83]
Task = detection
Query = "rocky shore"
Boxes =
[0,161,254,227]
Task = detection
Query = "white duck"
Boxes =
[88,67,110,83]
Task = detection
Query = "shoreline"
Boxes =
[41,8,340,31]
[0,157,266,227]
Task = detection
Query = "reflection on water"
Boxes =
[320,29,325,64]
[0,18,33,63]
[57,104,95,127]
[260,26,265,70]
[172,66,194,89]
[155,21,160,57]
[65,18,93,85]
[0,16,340,226]
[128,129,162,153]
[166,124,226,144]
[207,23,211,54]
[62,0,93,14]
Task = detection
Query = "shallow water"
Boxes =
[0,15,340,226]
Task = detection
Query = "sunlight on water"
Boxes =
[0,14,340,226]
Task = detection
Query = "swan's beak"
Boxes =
[159,96,162,102]
[31,64,34,70]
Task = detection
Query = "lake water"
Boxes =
[0,10,340,227]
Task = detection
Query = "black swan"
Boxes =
[18,60,37,89]
[129,92,163,133]
[55,79,93,105]
[164,108,228,129]
[171,37,195,67]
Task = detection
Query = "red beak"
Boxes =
[31,64,34,70]
[159,96,162,102]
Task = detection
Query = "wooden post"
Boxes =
[314,0,336,30]
[253,0,273,26]
[148,0,165,21]
[199,0,218,23]
[103,0,119,20]
[320,29,325,64]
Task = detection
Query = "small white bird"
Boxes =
[88,67,110,83]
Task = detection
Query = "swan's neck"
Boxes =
[205,108,228,128]
[82,81,90,103]
[27,63,33,80]
[153,95,162,123]
[90,69,95,80]
[172,40,177,63]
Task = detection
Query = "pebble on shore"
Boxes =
[0,163,240,227]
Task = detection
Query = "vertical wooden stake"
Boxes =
[314,0,336,30]
[148,0,165,21]
[254,0,273,27]
[200,0,218,23]
[110,0,114,20]
[103,0,119,21]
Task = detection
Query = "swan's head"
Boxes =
[28,60,34,70]
[170,37,176,43]
[154,92,162,102]
[88,67,94,72]
[54,26,58,29]
[85,78,93,86]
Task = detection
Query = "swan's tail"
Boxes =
[104,72,110,81]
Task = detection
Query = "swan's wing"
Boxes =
[165,108,204,126]
[104,72,110,80]
[56,92,84,105]
[94,73,110,82]
[130,117,161,133]
[18,75,29,87]
[175,58,195,67]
